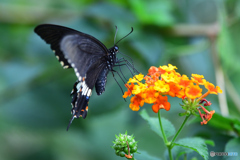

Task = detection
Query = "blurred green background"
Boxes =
[0,0,240,160]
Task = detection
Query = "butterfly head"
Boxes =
[113,45,119,53]
[108,45,119,55]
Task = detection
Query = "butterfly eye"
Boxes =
[114,46,119,52]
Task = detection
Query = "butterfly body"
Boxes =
[34,24,125,129]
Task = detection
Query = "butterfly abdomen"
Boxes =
[95,67,109,95]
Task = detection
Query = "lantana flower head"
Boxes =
[123,64,222,125]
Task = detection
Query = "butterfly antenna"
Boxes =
[115,27,133,45]
[114,26,118,45]
[66,115,75,131]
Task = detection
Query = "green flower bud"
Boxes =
[119,151,125,157]
[124,147,129,154]
[130,146,138,153]
[115,150,120,156]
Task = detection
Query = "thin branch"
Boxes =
[170,23,220,37]
[209,33,229,116]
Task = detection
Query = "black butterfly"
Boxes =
[34,24,135,130]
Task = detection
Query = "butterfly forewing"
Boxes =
[60,34,108,81]
[34,24,109,70]
[34,25,77,68]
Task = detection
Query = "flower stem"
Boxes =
[171,115,191,146]
[168,146,173,160]
[158,110,173,160]
[158,110,168,144]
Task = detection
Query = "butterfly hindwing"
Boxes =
[71,80,90,119]
[71,60,107,119]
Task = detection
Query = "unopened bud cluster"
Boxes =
[112,132,138,159]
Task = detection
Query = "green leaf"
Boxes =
[129,0,175,26]
[134,150,161,160]
[173,137,209,160]
[204,140,215,147]
[208,113,240,135]
[190,112,240,135]
[139,109,175,139]
[233,123,240,134]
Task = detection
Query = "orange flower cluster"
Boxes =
[123,64,222,124]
